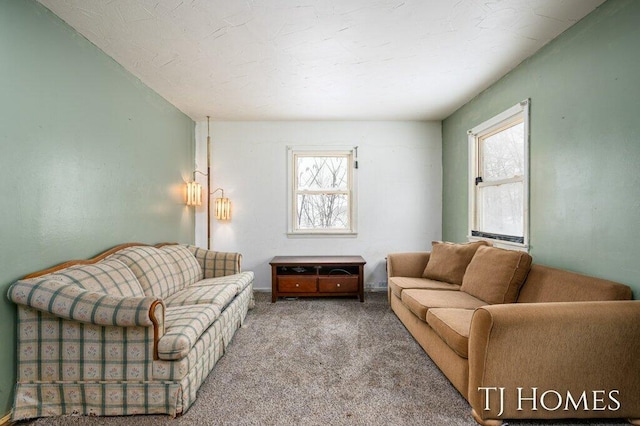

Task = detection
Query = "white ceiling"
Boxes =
[38,0,605,121]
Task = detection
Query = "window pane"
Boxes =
[481,122,524,181]
[296,194,349,230]
[297,156,348,191]
[477,182,523,237]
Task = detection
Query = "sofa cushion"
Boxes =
[190,272,254,294]
[422,241,489,285]
[401,289,485,322]
[153,318,225,381]
[187,245,241,278]
[426,308,474,359]
[160,244,203,288]
[158,304,221,360]
[461,246,532,304]
[110,246,179,299]
[51,259,145,298]
[164,283,237,310]
[389,277,460,298]
[517,264,633,303]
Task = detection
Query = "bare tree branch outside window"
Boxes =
[294,154,351,231]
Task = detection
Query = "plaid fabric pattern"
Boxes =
[52,259,145,297]
[9,245,255,421]
[160,245,203,289]
[176,335,225,413]
[110,246,179,299]
[12,382,181,420]
[219,285,252,348]
[175,286,252,413]
[15,308,155,383]
[190,271,254,295]
[164,283,237,309]
[8,279,159,327]
[157,304,221,361]
[187,245,241,278]
[153,319,224,381]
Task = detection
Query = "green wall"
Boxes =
[0,0,195,414]
[442,0,640,297]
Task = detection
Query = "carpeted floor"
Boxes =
[23,292,625,426]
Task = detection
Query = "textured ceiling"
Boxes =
[38,0,605,121]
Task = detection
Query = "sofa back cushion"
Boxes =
[461,246,532,304]
[187,245,242,278]
[517,264,632,303]
[160,244,203,288]
[422,241,489,285]
[51,259,145,298]
[110,246,179,299]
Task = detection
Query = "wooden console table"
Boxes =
[270,255,366,303]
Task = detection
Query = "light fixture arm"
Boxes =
[196,118,231,246]
[206,116,211,249]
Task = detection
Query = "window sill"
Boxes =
[287,231,358,239]
[468,235,529,252]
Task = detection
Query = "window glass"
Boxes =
[288,148,357,235]
[297,156,348,191]
[296,194,349,230]
[481,121,524,181]
[468,100,529,249]
[477,182,524,236]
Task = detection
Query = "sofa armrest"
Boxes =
[468,301,640,422]
[187,245,242,277]
[8,278,162,328]
[387,252,430,279]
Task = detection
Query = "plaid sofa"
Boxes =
[7,243,254,421]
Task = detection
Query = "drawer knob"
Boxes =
[337,283,341,287]
[295,283,299,287]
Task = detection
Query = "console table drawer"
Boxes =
[278,276,317,292]
[270,256,366,303]
[319,276,359,293]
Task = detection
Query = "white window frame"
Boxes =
[287,146,358,237]
[468,99,530,251]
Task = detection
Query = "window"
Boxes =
[468,100,529,249]
[287,147,357,235]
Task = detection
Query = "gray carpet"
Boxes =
[23,292,625,426]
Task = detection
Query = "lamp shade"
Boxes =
[215,197,231,220]
[186,181,202,206]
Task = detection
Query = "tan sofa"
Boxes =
[388,242,640,425]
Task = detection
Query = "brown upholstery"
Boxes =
[422,241,489,285]
[388,245,640,425]
[388,276,460,298]
[426,308,474,358]
[401,289,485,321]
[461,246,532,304]
[390,293,470,397]
[387,252,430,278]
[517,264,633,303]
[468,301,640,421]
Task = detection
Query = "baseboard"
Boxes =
[253,288,388,293]
[0,411,12,425]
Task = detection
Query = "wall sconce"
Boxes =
[212,188,231,220]
[186,181,202,206]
